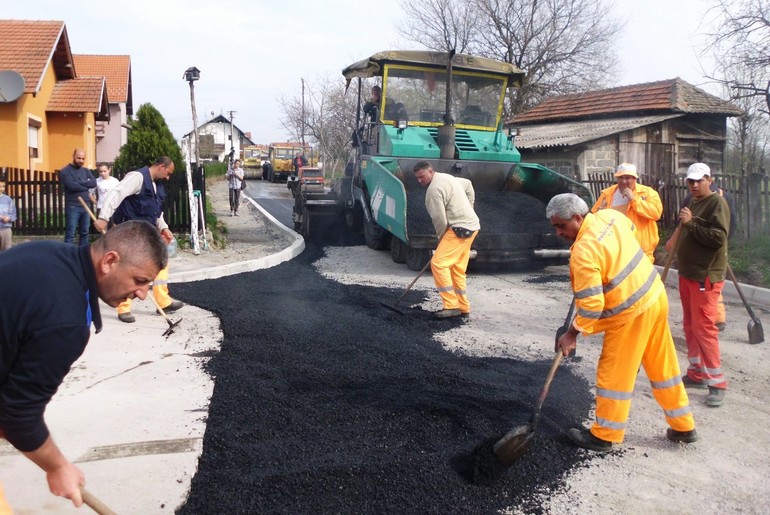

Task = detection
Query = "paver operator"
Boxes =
[94,156,184,323]
[547,193,697,452]
[591,162,663,263]
[0,221,166,509]
[413,161,480,319]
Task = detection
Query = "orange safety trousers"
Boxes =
[431,229,477,313]
[0,481,11,515]
[117,264,172,315]
[591,292,695,443]
[679,276,728,389]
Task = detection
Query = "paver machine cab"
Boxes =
[293,50,593,270]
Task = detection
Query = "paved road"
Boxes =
[244,179,294,228]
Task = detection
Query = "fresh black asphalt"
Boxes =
[174,244,593,514]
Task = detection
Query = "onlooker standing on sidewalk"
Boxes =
[0,178,16,251]
[591,162,662,263]
[413,161,480,319]
[0,220,166,510]
[94,163,120,218]
[675,163,730,408]
[227,159,245,216]
[94,156,184,323]
[547,193,696,452]
[59,149,97,245]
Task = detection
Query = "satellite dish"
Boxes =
[0,70,25,103]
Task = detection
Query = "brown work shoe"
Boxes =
[157,300,184,314]
[118,312,136,323]
[434,308,462,319]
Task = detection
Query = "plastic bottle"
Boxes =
[167,238,178,258]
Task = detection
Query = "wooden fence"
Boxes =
[583,172,770,239]
[0,166,206,237]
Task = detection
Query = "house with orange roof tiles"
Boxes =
[0,19,109,172]
[73,54,133,164]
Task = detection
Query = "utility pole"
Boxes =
[183,67,201,255]
[228,110,236,163]
[301,78,306,148]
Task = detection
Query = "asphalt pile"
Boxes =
[174,245,593,514]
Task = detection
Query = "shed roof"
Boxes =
[0,19,74,95]
[513,115,683,149]
[513,78,743,124]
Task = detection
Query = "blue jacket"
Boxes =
[111,166,166,225]
[0,242,101,452]
[59,163,97,208]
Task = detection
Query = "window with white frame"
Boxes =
[28,118,42,159]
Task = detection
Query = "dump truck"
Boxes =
[264,142,316,183]
[292,50,593,270]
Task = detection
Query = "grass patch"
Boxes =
[729,235,770,288]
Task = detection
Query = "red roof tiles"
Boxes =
[48,77,107,113]
[0,19,72,94]
[73,54,131,103]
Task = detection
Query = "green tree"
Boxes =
[114,103,186,174]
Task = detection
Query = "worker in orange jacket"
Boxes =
[591,163,663,263]
[548,193,696,452]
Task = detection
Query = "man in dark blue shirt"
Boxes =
[59,148,97,245]
[0,221,166,509]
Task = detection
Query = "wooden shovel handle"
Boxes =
[80,487,117,515]
[78,197,106,234]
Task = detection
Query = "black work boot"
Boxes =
[567,428,612,453]
[667,428,699,443]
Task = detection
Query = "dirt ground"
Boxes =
[177,180,770,513]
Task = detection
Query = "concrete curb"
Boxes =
[655,265,770,307]
[169,194,305,283]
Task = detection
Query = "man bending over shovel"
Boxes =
[546,193,697,452]
[0,221,166,509]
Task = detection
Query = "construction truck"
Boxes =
[292,50,593,270]
[242,144,268,179]
[264,142,316,183]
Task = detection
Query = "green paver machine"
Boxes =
[292,50,593,270]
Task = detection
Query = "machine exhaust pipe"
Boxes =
[438,49,456,160]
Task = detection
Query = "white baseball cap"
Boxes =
[686,163,711,181]
[614,163,638,178]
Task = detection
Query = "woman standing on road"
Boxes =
[227,159,245,216]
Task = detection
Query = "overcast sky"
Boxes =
[5,0,720,146]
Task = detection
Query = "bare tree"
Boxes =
[398,0,478,53]
[399,0,623,114]
[279,75,358,176]
[704,0,770,115]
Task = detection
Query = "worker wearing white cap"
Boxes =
[675,162,730,408]
[591,163,663,263]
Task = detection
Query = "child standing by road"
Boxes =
[95,163,119,218]
[0,178,17,251]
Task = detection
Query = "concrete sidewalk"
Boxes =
[0,193,304,514]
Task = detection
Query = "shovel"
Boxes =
[492,350,563,466]
[380,259,432,315]
[79,197,182,336]
[81,487,117,515]
[726,264,764,344]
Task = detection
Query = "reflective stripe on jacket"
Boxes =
[591,183,662,262]
[571,210,665,335]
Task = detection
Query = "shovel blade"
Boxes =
[492,424,535,466]
[748,319,764,345]
[379,301,405,315]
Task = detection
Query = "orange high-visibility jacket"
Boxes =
[591,183,662,262]
[570,210,665,336]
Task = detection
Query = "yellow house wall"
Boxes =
[0,65,97,173]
